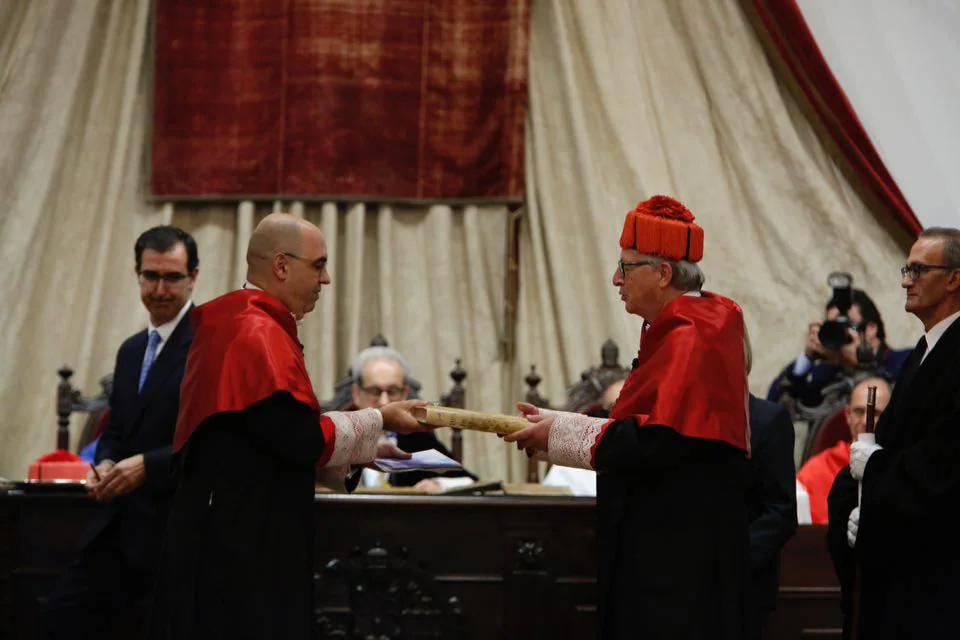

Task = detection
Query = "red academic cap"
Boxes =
[619,195,704,262]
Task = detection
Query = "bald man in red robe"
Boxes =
[149,214,427,640]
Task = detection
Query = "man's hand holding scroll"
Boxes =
[379,399,432,435]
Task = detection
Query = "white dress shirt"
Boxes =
[143,300,193,367]
[921,308,960,364]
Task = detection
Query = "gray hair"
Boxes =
[919,227,960,267]
[351,346,410,385]
[650,257,705,292]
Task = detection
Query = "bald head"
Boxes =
[247,214,313,274]
[245,213,330,320]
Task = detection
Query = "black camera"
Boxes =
[818,272,856,351]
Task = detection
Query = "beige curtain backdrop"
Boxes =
[0,0,514,480]
[0,0,920,481]
[514,0,920,430]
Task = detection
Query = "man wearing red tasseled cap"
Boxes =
[507,195,750,639]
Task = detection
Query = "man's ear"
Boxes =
[946,268,960,293]
[350,383,362,406]
[844,405,856,431]
[658,262,673,289]
[273,254,289,281]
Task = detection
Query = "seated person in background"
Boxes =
[796,376,891,524]
[767,289,909,408]
[542,378,626,496]
[352,346,475,491]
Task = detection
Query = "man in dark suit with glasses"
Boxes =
[41,225,199,638]
[828,227,960,639]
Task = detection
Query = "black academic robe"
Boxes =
[827,319,960,640]
[148,392,326,640]
[595,421,748,640]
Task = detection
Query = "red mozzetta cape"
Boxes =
[797,440,850,524]
[173,289,335,464]
[604,292,750,453]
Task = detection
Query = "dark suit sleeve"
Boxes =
[766,371,786,402]
[142,445,174,490]
[238,392,328,466]
[747,406,798,569]
[594,421,695,472]
[770,356,843,408]
[859,401,960,551]
[767,359,804,403]
[94,350,124,465]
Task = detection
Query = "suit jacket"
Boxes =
[90,308,193,572]
[746,394,798,614]
[828,319,960,639]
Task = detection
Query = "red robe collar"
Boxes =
[609,292,749,452]
[173,289,319,452]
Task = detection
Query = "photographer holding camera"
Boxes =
[767,274,912,410]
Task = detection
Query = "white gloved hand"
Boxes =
[850,440,882,481]
[847,506,860,549]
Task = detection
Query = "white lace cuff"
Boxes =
[547,410,607,470]
[323,408,383,467]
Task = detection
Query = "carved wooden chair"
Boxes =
[320,335,468,462]
[522,339,630,482]
[55,366,112,454]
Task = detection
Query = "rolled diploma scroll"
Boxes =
[411,406,529,435]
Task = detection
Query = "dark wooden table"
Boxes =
[0,489,840,639]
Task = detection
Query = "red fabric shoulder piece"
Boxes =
[609,292,749,452]
[174,290,320,452]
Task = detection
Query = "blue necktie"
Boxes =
[138,330,161,393]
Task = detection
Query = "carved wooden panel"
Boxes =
[0,492,840,640]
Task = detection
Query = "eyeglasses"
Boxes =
[138,270,191,285]
[618,259,657,278]
[358,385,406,401]
[900,262,956,281]
[283,252,328,274]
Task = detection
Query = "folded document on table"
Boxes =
[374,448,463,473]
